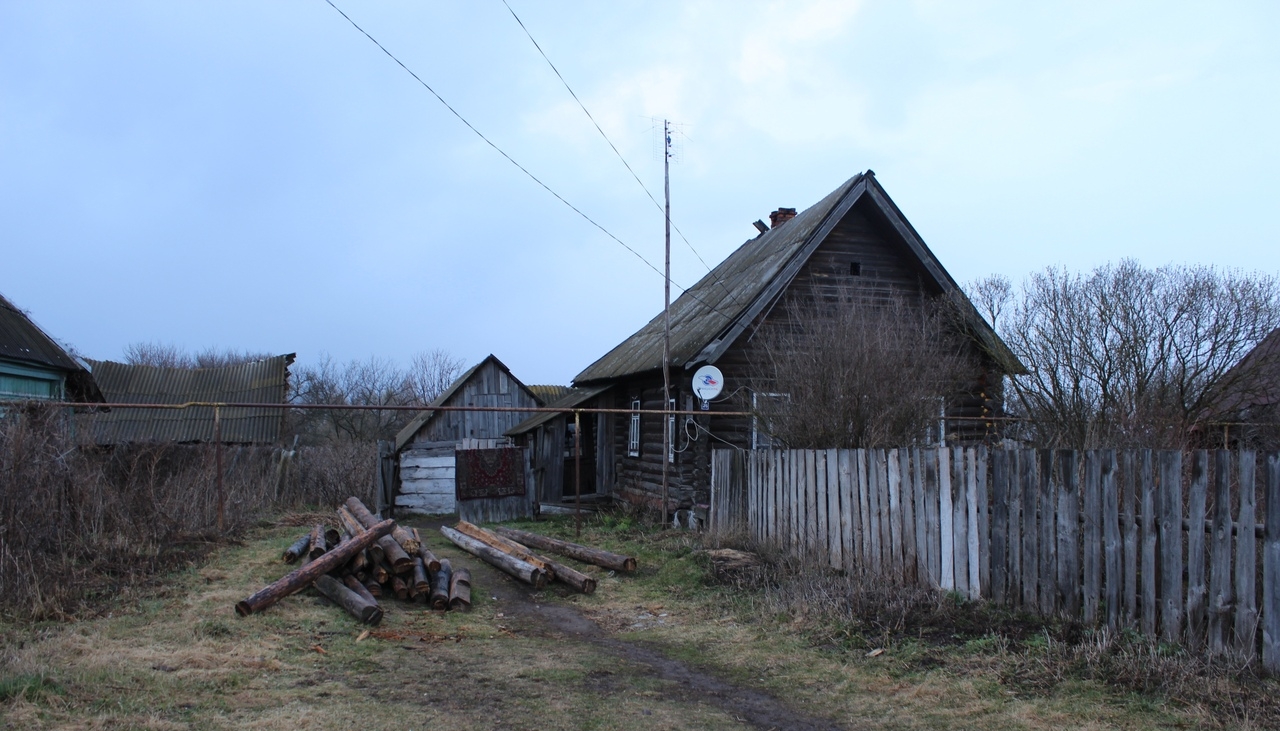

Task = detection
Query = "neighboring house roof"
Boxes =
[573,171,1023,385]
[506,384,612,437]
[1211,327,1280,419]
[82,354,294,444]
[0,292,102,402]
[528,384,572,403]
[394,354,543,451]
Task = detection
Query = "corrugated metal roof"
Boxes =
[506,384,612,436]
[573,171,1022,384]
[82,354,293,444]
[528,384,571,403]
[0,292,102,401]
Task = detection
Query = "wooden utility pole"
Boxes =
[661,119,672,528]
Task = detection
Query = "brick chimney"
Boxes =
[768,207,797,228]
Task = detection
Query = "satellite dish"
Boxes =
[692,365,724,403]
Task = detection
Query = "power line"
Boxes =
[498,0,727,280]
[321,0,735,321]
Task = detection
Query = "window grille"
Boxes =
[627,399,641,457]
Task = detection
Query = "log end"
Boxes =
[581,579,597,595]
[531,570,548,590]
[622,558,637,572]
[234,601,253,617]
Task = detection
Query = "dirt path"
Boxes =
[422,519,850,731]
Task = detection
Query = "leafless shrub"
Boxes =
[123,341,276,369]
[975,262,1280,449]
[747,283,971,448]
[0,405,375,618]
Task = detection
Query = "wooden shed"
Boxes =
[392,354,542,516]
[571,171,1023,512]
[506,384,614,506]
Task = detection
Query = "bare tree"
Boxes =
[405,349,466,405]
[747,284,971,449]
[983,261,1280,448]
[123,341,274,369]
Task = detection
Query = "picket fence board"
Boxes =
[1263,453,1280,673]
[1236,451,1257,657]
[939,447,955,590]
[1187,450,1209,650]
[1160,450,1185,644]
[1058,450,1082,618]
[1103,450,1122,630]
[888,449,904,575]
[991,450,1009,603]
[1039,449,1057,614]
[953,448,970,597]
[1122,451,1139,627]
[976,446,990,597]
[1139,450,1158,638]
[966,449,982,600]
[1021,450,1039,610]
[1209,450,1234,656]
[901,449,920,585]
[924,449,941,587]
[858,450,872,570]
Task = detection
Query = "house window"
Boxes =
[628,399,641,457]
[849,261,862,276]
[752,392,789,449]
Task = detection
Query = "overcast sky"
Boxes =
[3,1,1278,386]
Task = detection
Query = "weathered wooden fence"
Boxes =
[709,447,1280,669]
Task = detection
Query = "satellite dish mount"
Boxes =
[691,365,724,411]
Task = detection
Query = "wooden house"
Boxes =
[568,171,1023,511]
[1203,327,1280,448]
[393,354,542,516]
[506,384,613,505]
[0,292,101,404]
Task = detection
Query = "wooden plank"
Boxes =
[839,450,856,572]
[1235,451,1258,658]
[1122,451,1139,628]
[976,446,990,599]
[1102,450,1121,631]
[827,449,842,570]
[807,450,822,558]
[857,449,872,568]
[1008,449,1022,607]
[901,448,919,586]
[1082,450,1102,625]
[1139,450,1158,639]
[1039,449,1057,614]
[879,450,893,574]
[1263,452,1280,673]
[938,446,955,590]
[924,447,941,587]
[1022,449,1039,612]
[1058,450,1081,619]
[991,449,1009,604]
[869,450,884,573]
[953,447,969,597]
[888,448,904,576]
[1159,450,1185,645]
[1186,450,1208,650]
[966,448,981,600]
[1208,450,1234,656]
[790,450,801,554]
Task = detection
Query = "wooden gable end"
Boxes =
[409,359,541,445]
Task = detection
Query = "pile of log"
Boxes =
[236,497,472,624]
[440,522,636,595]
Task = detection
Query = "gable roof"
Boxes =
[0,292,103,402]
[83,354,294,444]
[573,171,1022,384]
[393,354,543,451]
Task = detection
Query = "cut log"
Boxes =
[378,535,414,575]
[315,574,383,625]
[372,560,391,585]
[456,521,596,594]
[345,548,368,575]
[363,579,382,599]
[283,532,311,563]
[430,559,453,610]
[492,526,636,572]
[308,524,326,560]
[449,567,472,611]
[413,528,442,573]
[344,496,419,555]
[336,506,365,538]
[324,526,342,548]
[412,557,430,597]
[456,521,556,577]
[343,574,379,607]
[390,575,409,601]
[441,526,547,589]
[236,518,394,616]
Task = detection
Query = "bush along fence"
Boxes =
[708,447,1280,670]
